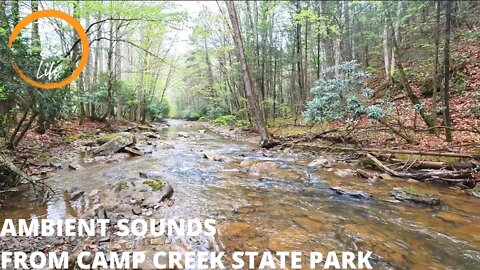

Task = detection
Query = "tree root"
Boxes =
[0,151,55,199]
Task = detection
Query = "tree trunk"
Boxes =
[225,1,275,148]
[390,1,402,76]
[431,0,441,135]
[383,16,390,78]
[443,0,453,141]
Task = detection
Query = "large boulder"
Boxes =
[389,187,440,205]
[93,132,135,156]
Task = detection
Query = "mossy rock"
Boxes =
[390,187,440,205]
[114,181,129,193]
[63,133,83,143]
[142,178,166,191]
[96,133,117,145]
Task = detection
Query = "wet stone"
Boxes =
[389,188,440,205]
[329,186,372,200]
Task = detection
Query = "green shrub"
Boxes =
[148,97,170,121]
[182,109,202,121]
[207,107,229,119]
[212,115,236,126]
[303,60,384,123]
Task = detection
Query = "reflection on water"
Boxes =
[1,120,479,269]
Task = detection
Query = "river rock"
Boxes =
[217,222,258,239]
[93,132,135,156]
[137,125,156,132]
[143,132,159,139]
[178,132,190,138]
[334,168,354,178]
[329,186,372,200]
[294,217,333,232]
[122,147,143,156]
[437,212,467,223]
[67,187,85,200]
[389,188,440,205]
[203,152,234,163]
[242,160,277,175]
[68,163,82,170]
[308,157,332,169]
[470,183,480,198]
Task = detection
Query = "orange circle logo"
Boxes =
[8,10,89,89]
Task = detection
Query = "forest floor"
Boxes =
[270,39,480,156]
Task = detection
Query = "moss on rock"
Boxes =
[143,178,165,191]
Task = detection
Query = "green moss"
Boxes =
[474,184,480,193]
[395,154,461,163]
[143,178,165,191]
[63,133,82,143]
[137,125,153,131]
[400,186,426,196]
[114,181,129,192]
[96,133,117,145]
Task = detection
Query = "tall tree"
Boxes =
[431,0,441,134]
[225,1,275,148]
[443,0,453,141]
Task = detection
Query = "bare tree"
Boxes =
[225,1,275,148]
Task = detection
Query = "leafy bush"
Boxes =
[182,109,202,121]
[207,107,230,119]
[303,61,382,123]
[148,97,170,121]
[212,115,236,126]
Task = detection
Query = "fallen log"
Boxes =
[290,143,479,159]
[392,159,477,170]
[366,153,475,182]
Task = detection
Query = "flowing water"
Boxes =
[1,120,480,269]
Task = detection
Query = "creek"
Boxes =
[1,120,479,269]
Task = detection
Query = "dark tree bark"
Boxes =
[431,0,441,135]
[443,0,453,141]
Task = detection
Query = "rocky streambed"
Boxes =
[1,120,480,269]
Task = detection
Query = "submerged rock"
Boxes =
[178,132,190,138]
[293,217,333,232]
[389,188,440,205]
[329,186,372,200]
[158,142,175,149]
[93,132,135,156]
[203,152,234,163]
[268,227,310,251]
[67,187,85,200]
[241,160,277,175]
[240,160,304,181]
